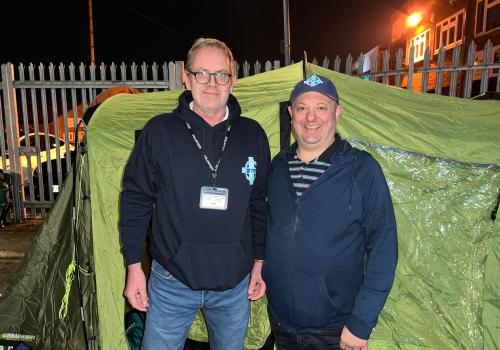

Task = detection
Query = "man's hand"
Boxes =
[124,262,149,311]
[340,326,368,350]
[248,260,266,301]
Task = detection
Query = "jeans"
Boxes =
[142,260,250,350]
[270,318,342,350]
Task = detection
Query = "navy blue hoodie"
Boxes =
[263,139,397,339]
[120,90,270,291]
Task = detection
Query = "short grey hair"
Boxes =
[186,38,235,73]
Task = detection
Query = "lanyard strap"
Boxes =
[185,121,231,187]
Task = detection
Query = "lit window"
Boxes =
[408,29,431,63]
[435,9,465,51]
[472,45,500,80]
[476,0,500,34]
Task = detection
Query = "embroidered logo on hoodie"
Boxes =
[241,157,257,185]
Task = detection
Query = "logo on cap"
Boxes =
[304,75,323,87]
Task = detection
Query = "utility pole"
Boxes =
[88,0,95,64]
[283,0,291,66]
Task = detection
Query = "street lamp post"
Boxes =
[283,0,291,66]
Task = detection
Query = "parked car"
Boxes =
[32,151,75,201]
[0,132,74,198]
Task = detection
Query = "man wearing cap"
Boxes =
[262,75,398,350]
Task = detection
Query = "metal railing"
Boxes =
[1,39,499,220]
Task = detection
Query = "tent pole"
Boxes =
[72,121,91,350]
[302,51,308,79]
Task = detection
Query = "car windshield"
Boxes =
[24,134,64,152]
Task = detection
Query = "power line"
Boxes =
[117,2,193,43]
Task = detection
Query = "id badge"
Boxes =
[199,186,229,210]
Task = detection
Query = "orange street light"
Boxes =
[406,12,423,27]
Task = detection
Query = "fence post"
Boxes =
[407,46,415,91]
[421,47,430,92]
[345,54,353,75]
[370,52,377,82]
[243,61,250,77]
[496,52,500,93]
[395,49,403,88]
[480,40,492,94]
[254,61,262,75]
[382,50,390,85]
[357,53,364,77]
[449,44,461,97]
[265,61,273,72]
[1,63,24,222]
[175,61,184,89]
[322,56,330,69]
[464,41,476,98]
[435,47,446,95]
[334,55,341,72]
[234,61,240,79]
[168,62,176,90]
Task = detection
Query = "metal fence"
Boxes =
[1,39,499,221]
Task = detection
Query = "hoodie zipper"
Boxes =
[282,154,300,330]
[281,146,355,330]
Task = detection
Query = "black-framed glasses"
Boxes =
[187,70,232,85]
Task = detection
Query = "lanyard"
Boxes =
[185,121,231,187]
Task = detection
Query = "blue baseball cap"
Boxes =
[289,75,339,104]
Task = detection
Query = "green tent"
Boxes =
[0,62,499,349]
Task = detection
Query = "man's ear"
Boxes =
[288,106,293,123]
[183,70,191,90]
[229,74,237,93]
[335,104,344,121]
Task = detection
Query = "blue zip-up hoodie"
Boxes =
[120,90,270,291]
[262,139,397,339]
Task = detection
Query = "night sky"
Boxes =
[2,0,406,66]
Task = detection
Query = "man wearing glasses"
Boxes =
[120,38,271,349]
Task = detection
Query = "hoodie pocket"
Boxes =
[289,270,345,328]
[170,241,251,290]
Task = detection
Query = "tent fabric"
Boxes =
[0,62,498,349]
[0,152,97,349]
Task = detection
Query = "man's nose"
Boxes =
[207,74,217,86]
[305,109,316,121]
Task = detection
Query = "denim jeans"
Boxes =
[141,260,250,350]
[270,318,342,350]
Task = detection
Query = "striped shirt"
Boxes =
[288,134,343,197]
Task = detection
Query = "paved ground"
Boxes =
[0,219,42,296]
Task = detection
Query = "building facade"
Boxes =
[390,0,500,95]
